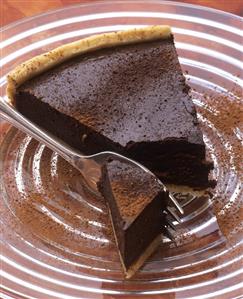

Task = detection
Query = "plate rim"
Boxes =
[2,0,242,33]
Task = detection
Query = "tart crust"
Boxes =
[7,25,171,105]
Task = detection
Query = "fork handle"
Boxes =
[0,100,79,165]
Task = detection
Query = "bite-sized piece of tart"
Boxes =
[98,159,169,278]
[7,25,214,188]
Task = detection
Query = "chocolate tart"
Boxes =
[7,25,213,188]
[98,159,169,278]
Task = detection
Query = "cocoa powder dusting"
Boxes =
[199,88,242,243]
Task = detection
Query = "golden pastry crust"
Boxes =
[125,234,162,279]
[7,25,171,105]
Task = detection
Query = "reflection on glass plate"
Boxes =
[0,1,242,298]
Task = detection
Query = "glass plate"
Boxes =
[0,1,242,298]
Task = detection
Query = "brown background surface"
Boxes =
[1,0,243,28]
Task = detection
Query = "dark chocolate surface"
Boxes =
[15,36,213,187]
[104,160,167,227]
[18,38,204,148]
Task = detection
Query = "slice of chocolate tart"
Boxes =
[98,159,169,278]
[7,25,214,187]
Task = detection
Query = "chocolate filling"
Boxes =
[98,160,169,270]
[15,37,213,187]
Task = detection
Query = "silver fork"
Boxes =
[0,99,183,233]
